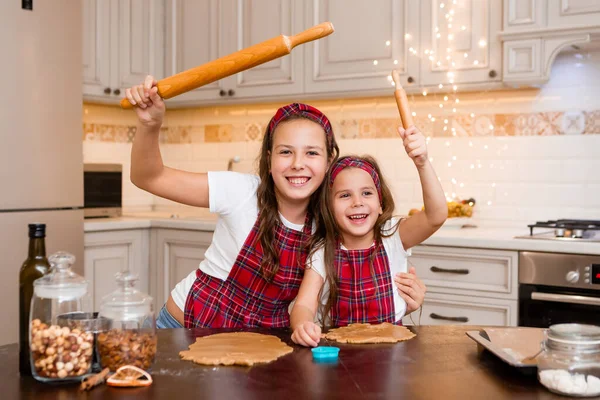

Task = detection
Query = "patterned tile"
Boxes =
[339,119,359,139]
[82,107,600,143]
[205,125,233,143]
[358,119,377,139]
[245,123,263,141]
[584,110,600,134]
[375,119,400,138]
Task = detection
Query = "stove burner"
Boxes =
[528,219,600,236]
[516,219,600,242]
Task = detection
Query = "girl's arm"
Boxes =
[397,126,448,250]
[290,269,324,347]
[127,75,210,208]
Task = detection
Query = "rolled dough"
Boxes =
[179,332,293,366]
[323,323,416,344]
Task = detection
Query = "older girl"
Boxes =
[125,76,339,328]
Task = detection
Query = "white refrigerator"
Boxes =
[0,1,84,345]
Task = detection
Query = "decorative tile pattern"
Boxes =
[82,109,600,143]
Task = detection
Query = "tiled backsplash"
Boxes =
[83,50,600,226]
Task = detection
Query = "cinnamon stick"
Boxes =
[80,368,110,391]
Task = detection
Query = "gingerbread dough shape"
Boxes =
[179,332,293,366]
[323,323,416,344]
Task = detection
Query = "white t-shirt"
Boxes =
[309,217,411,323]
[170,171,305,311]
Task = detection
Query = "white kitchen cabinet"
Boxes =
[403,292,518,326]
[419,0,502,88]
[304,0,420,95]
[83,0,164,103]
[149,229,213,307]
[501,0,600,85]
[84,229,150,312]
[403,245,519,327]
[164,0,304,106]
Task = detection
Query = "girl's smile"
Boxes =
[331,167,383,249]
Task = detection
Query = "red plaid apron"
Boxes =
[330,241,398,326]
[183,214,311,328]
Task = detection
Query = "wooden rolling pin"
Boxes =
[392,70,414,129]
[121,22,335,108]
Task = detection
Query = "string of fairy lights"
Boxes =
[383,0,498,208]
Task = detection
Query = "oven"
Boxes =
[84,163,122,218]
[518,251,600,327]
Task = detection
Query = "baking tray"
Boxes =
[466,327,545,368]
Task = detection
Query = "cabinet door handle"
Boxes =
[488,69,497,78]
[407,76,414,84]
[219,89,226,96]
[104,87,111,94]
[228,89,235,96]
[430,313,469,323]
[430,266,470,275]
[112,89,121,96]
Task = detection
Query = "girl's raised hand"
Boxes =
[125,75,165,128]
[394,266,427,315]
[291,321,322,347]
[398,125,428,167]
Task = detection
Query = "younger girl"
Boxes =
[291,125,446,346]
[125,76,339,328]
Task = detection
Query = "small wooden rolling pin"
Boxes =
[121,22,335,108]
[391,70,414,129]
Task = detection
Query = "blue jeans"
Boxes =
[156,304,183,329]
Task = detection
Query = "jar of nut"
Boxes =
[29,251,93,382]
[97,271,157,372]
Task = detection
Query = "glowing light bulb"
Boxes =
[373,60,378,65]
[422,91,428,96]
[478,39,487,47]
[444,96,449,101]
[405,33,411,40]
[411,111,416,117]
[439,84,444,89]
[386,40,391,46]
[394,60,398,65]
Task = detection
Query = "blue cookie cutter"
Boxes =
[311,346,340,362]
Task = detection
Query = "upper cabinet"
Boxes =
[82,0,600,106]
[164,0,304,107]
[304,0,420,94]
[83,0,164,104]
[420,0,502,87]
[501,0,600,85]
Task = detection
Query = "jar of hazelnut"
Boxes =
[97,271,157,372]
[29,251,93,382]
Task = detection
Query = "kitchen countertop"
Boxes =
[1,326,565,400]
[85,213,600,255]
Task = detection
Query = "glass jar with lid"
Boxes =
[29,251,93,381]
[537,323,600,397]
[97,271,157,372]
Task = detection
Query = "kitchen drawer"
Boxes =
[409,246,519,299]
[403,293,518,327]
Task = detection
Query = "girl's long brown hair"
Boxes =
[255,114,339,282]
[313,155,399,328]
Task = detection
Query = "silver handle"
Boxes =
[531,292,600,306]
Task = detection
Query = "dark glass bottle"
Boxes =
[19,224,50,376]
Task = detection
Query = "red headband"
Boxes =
[329,157,382,203]
[267,103,334,152]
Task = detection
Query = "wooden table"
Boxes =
[0,326,568,399]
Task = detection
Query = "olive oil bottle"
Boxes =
[19,224,50,376]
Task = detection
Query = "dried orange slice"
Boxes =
[106,365,153,388]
